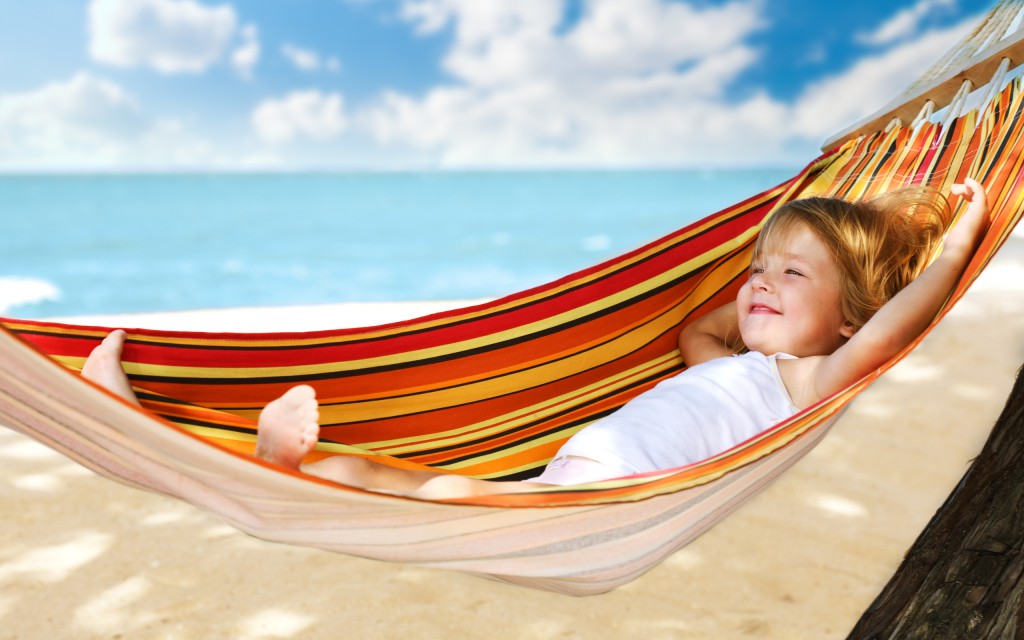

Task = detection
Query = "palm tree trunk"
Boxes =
[848,365,1024,639]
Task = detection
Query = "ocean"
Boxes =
[0,169,794,318]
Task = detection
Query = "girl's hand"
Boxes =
[805,177,992,406]
[678,301,742,366]
[945,177,991,257]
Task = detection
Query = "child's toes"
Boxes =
[285,385,316,404]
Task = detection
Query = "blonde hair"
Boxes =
[753,186,952,331]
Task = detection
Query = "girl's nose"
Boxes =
[750,271,773,291]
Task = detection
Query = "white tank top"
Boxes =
[552,352,799,476]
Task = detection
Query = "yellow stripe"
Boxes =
[53,235,754,382]
[359,352,682,453]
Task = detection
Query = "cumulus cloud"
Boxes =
[856,0,958,46]
[0,73,144,165]
[140,118,217,164]
[281,43,340,73]
[88,0,238,73]
[281,44,319,71]
[399,0,760,88]
[792,22,974,141]
[0,73,218,169]
[231,23,260,78]
[251,91,348,143]
[5,0,984,170]
[364,0,768,166]
[354,0,979,168]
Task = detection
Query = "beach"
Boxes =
[2,240,1024,639]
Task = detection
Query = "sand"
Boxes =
[3,242,1024,640]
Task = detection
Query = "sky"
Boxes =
[0,0,986,172]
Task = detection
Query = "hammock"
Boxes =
[2,3,1024,596]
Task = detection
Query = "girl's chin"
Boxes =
[738,331,774,353]
[743,339,790,356]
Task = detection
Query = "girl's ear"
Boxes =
[840,320,857,339]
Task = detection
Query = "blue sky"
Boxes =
[0,0,983,171]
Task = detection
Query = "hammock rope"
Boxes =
[908,0,1020,91]
[2,3,1024,596]
[824,0,1024,150]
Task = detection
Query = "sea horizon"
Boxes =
[2,167,797,319]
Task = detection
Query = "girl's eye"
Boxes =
[750,266,764,274]
[785,269,804,277]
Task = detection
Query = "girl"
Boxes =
[82,179,990,499]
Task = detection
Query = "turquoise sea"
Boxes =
[0,170,795,318]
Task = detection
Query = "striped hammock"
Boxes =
[3,78,1024,597]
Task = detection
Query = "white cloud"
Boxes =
[281,44,319,71]
[0,73,219,170]
[231,23,260,79]
[856,0,957,46]
[364,0,769,167]
[355,0,979,168]
[88,0,238,73]
[400,0,761,88]
[1,0,985,171]
[251,91,348,144]
[793,17,977,141]
[0,73,143,166]
[140,118,217,164]
[281,43,341,73]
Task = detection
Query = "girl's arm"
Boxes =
[678,301,742,366]
[811,178,990,401]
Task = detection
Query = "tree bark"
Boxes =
[848,365,1024,639]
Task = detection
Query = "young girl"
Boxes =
[82,179,990,499]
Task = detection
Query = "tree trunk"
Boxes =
[848,365,1024,639]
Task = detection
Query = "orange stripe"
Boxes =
[2,78,1023,507]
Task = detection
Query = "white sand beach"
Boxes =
[2,240,1024,639]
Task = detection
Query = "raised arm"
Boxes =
[811,178,990,401]
[678,301,742,366]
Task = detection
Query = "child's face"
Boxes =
[737,223,854,357]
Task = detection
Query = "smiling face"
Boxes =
[737,222,855,357]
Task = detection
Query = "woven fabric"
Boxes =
[1,77,1022,595]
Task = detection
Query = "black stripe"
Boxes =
[121,255,740,386]
[393,365,681,464]
[5,194,774,354]
[160,415,256,437]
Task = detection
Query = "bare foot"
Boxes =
[255,385,320,469]
[81,330,139,404]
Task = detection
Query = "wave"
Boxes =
[0,277,62,314]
